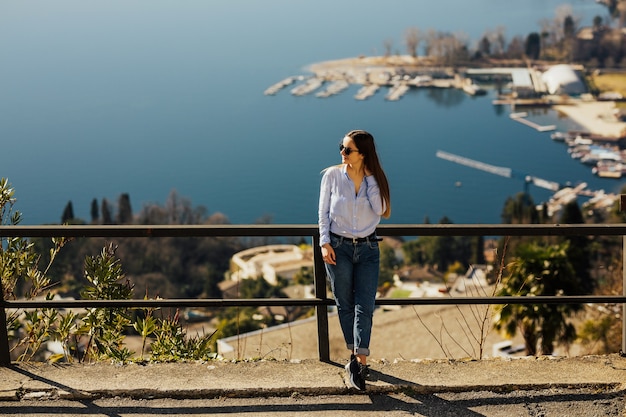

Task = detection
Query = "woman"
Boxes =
[318,129,391,390]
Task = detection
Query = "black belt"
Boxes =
[330,231,381,243]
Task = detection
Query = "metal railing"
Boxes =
[1,223,626,365]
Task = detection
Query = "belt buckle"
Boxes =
[351,237,358,244]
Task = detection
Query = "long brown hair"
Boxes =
[347,130,391,218]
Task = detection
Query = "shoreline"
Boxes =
[307,56,626,138]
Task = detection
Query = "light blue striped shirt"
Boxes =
[318,164,385,247]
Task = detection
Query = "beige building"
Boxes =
[229,244,313,286]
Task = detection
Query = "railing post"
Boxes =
[312,235,330,362]
[621,195,626,354]
[0,277,10,366]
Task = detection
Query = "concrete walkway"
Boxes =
[1,354,626,401]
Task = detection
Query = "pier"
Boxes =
[290,78,323,96]
[509,112,556,132]
[385,83,410,101]
[315,80,349,98]
[354,84,380,100]
[264,76,297,95]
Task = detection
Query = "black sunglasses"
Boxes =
[339,144,359,155]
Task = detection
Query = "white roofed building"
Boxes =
[541,64,587,96]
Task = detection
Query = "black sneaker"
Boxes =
[345,355,365,390]
[359,363,370,381]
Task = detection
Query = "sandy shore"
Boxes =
[553,101,626,138]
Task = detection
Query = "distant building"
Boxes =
[229,244,313,286]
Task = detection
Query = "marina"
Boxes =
[263,59,626,214]
[551,130,626,179]
[436,150,615,217]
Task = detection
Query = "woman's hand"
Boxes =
[321,243,336,265]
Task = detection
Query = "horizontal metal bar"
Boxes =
[378,223,626,237]
[0,224,320,238]
[5,295,625,309]
[3,298,334,309]
[375,295,626,305]
[2,223,626,238]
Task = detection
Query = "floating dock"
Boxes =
[290,78,323,96]
[509,112,556,132]
[385,83,409,101]
[264,76,297,95]
[354,84,380,100]
[315,80,350,98]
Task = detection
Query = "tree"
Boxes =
[61,201,75,224]
[559,201,593,294]
[379,242,399,286]
[383,38,393,57]
[405,27,421,57]
[101,198,113,225]
[563,14,576,60]
[501,192,539,225]
[493,241,583,355]
[478,35,491,57]
[423,30,469,66]
[116,193,133,224]
[525,32,541,60]
[293,266,314,286]
[402,239,424,265]
[507,35,526,59]
[481,26,506,57]
[90,199,99,224]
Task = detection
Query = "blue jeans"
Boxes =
[325,234,380,356]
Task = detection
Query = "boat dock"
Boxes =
[315,80,349,98]
[354,84,380,100]
[385,83,410,101]
[553,130,626,179]
[290,78,323,96]
[509,112,556,132]
[264,76,297,95]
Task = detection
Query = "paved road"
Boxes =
[1,387,625,417]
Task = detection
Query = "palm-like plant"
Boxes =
[493,241,582,355]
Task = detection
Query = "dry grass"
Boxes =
[590,71,626,96]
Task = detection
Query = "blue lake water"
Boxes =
[0,0,621,226]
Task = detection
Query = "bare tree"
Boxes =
[404,27,421,57]
[507,35,526,59]
[489,26,507,56]
[423,30,469,66]
[539,4,580,56]
[383,38,393,57]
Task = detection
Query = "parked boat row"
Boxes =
[552,130,626,178]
